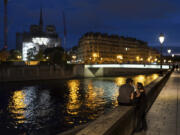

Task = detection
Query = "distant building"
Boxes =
[75,32,160,64]
[16,9,61,61]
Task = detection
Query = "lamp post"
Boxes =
[159,33,165,75]
[167,49,171,67]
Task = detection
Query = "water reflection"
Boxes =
[115,74,159,86]
[7,87,53,131]
[115,77,126,86]
[8,90,26,124]
[0,73,159,135]
[67,80,81,115]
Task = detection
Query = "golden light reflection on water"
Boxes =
[85,80,105,110]
[8,90,26,124]
[65,74,159,125]
[85,80,105,120]
[133,75,146,85]
[85,81,97,110]
[115,77,126,86]
[115,74,159,86]
[112,88,119,107]
[133,74,159,86]
[67,80,81,115]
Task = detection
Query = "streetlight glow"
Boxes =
[172,54,175,57]
[136,56,140,61]
[125,48,128,51]
[92,53,98,58]
[167,49,171,54]
[159,33,165,44]
[117,55,123,60]
[159,33,165,75]
[72,55,77,59]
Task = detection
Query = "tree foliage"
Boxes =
[8,49,21,61]
[44,47,66,65]
[0,49,10,62]
[34,49,45,61]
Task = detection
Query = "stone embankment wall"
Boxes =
[0,65,74,82]
[0,64,167,82]
[58,71,172,135]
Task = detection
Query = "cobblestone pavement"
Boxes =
[134,71,180,135]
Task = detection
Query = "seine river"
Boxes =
[0,74,159,135]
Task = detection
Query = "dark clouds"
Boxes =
[0,0,180,50]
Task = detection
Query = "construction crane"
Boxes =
[4,0,8,49]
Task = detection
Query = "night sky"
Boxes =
[0,0,180,53]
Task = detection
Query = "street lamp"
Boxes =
[159,33,165,75]
[117,55,123,63]
[172,54,175,57]
[167,49,172,67]
[167,49,171,54]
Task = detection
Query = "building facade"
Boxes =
[76,32,160,64]
[16,9,61,61]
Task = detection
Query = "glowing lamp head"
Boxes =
[172,54,175,57]
[159,33,165,44]
[72,55,77,59]
[92,53,98,58]
[117,55,123,60]
[136,56,140,61]
[167,49,171,54]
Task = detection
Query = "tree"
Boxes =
[0,49,10,62]
[34,49,45,61]
[8,49,22,61]
[44,47,66,65]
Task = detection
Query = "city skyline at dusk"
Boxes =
[0,0,180,51]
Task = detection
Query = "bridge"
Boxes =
[84,64,170,77]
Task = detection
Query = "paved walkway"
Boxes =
[135,71,180,135]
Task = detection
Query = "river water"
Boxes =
[0,74,159,135]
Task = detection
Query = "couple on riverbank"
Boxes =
[118,78,147,132]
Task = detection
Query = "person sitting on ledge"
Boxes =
[117,78,135,106]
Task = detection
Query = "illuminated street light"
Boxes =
[167,49,171,54]
[117,55,123,63]
[125,48,129,51]
[92,53,98,58]
[147,57,151,63]
[136,56,140,62]
[72,55,77,59]
[172,54,175,57]
[159,34,165,44]
[159,33,165,75]
[17,55,22,59]
[117,55,123,60]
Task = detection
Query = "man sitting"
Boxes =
[117,78,135,106]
